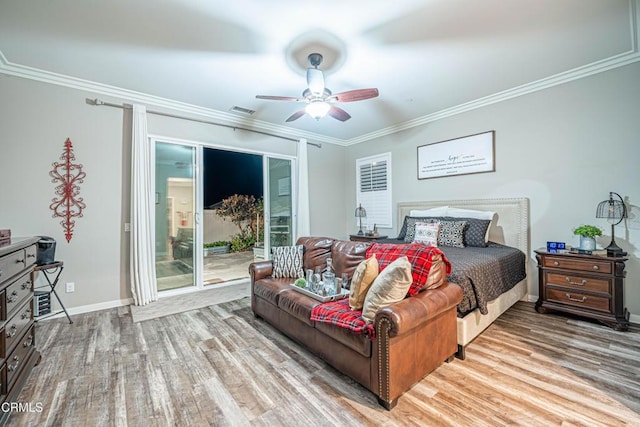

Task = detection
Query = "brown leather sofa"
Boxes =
[249,237,463,409]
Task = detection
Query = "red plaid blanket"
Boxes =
[310,299,376,340]
[366,243,452,296]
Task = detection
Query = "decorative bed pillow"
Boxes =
[401,216,432,242]
[445,209,495,244]
[349,255,379,310]
[438,220,467,248]
[448,217,491,247]
[361,256,412,323]
[366,243,452,295]
[412,222,440,247]
[402,215,489,247]
[271,245,304,278]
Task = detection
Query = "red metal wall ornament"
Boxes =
[49,138,86,243]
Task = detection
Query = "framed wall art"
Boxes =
[417,130,495,180]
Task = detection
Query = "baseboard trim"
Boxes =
[37,297,134,321]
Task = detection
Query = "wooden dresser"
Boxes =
[535,249,629,331]
[0,237,41,423]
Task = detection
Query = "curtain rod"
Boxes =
[85,98,322,148]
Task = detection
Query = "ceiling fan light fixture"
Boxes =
[305,101,331,120]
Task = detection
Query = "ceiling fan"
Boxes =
[256,53,379,122]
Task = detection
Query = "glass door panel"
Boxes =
[266,157,293,252]
[155,142,196,292]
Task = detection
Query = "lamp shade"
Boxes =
[354,204,367,236]
[595,192,626,225]
[595,191,627,256]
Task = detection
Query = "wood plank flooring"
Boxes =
[6,300,640,426]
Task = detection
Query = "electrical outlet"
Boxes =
[65,282,75,293]
[124,222,131,232]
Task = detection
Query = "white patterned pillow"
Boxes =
[438,221,467,248]
[271,245,304,278]
[412,222,440,247]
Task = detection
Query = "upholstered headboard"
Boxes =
[396,198,530,256]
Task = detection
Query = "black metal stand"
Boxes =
[33,261,73,324]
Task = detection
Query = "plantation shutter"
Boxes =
[356,153,392,229]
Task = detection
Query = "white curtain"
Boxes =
[296,138,311,238]
[130,104,158,306]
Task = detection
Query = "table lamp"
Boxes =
[355,204,367,236]
[595,191,627,257]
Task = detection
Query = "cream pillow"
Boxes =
[361,256,412,323]
[349,255,379,310]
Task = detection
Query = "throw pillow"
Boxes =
[402,216,430,242]
[361,256,412,323]
[446,217,491,247]
[349,255,379,310]
[412,222,440,247]
[271,245,304,278]
[438,220,467,248]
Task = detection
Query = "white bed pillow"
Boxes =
[446,207,495,220]
[409,206,448,217]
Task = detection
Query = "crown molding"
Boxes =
[345,50,640,146]
[0,51,344,146]
[1,0,638,148]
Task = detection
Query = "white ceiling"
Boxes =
[0,0,637,145]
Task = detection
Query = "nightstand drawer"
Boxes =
[545,272,610,294]
[543,257,611,274]
[546,288,610,312]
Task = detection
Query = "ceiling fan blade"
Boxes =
[256,95,303,102]
[328,105,351,122]
[306,68,325,95]
[329,88,379,103]
[285,110,306,122]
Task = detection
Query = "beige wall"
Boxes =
[2,61,638,321]
[344,62,640,320]
[0,75,345,313]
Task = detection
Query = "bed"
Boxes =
[390,198,531,359]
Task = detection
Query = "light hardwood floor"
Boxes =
[6,300,640,426]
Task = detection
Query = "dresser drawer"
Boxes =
[543,256,611,274]
[6,325,35,390]
[4,300,33,356]
[24,244,37,268]
[545,272,610,294]
[546,288,610,313]
[0,248,30,286]
[4,271,33,320]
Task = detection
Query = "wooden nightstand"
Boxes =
[535,249,629,331]
[349,234,388,242]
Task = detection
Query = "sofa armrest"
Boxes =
[374,282,462,338]
[249,261,274,282]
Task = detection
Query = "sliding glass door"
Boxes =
[154,141,198,292]
[265,157,294,255]
[151,139,295,292]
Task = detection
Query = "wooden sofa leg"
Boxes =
[445,354,455,363]
[455,344,466,360]
[377,396,398,410]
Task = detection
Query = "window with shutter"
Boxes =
[356,153,392,229]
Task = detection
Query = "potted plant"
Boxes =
[573,225,602,251]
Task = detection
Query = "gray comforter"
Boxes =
[376,239,526,316]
